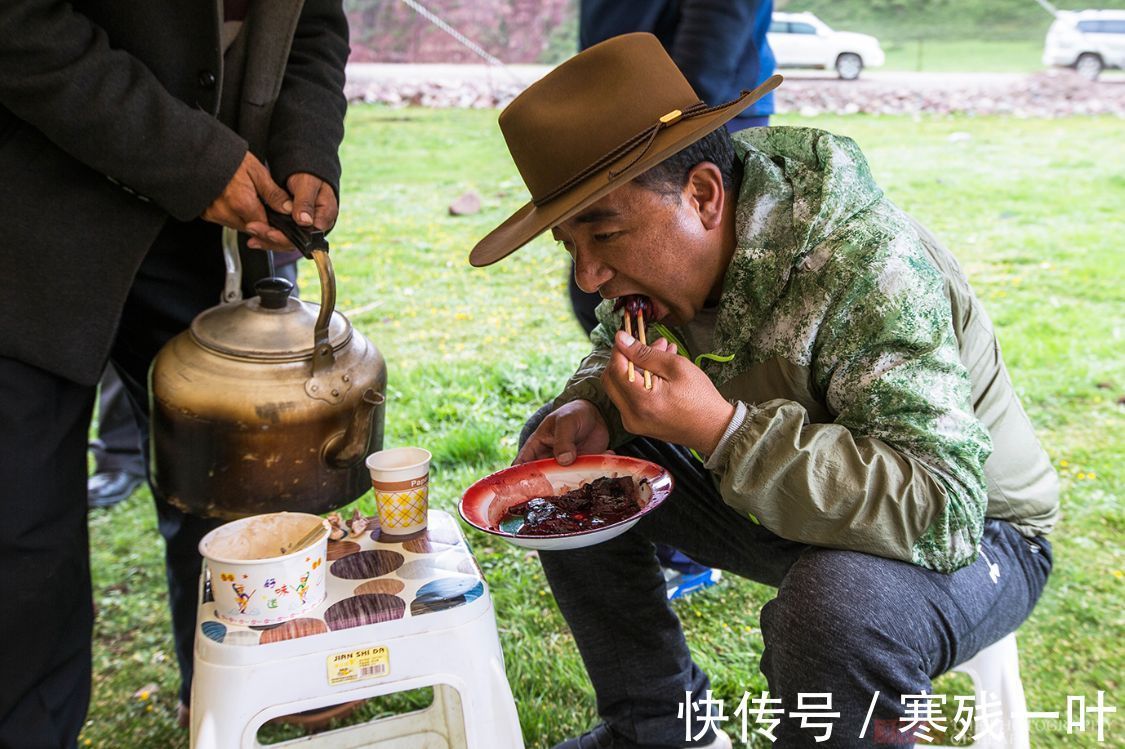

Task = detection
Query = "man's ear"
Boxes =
[684,162,725,230]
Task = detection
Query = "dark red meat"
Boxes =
[504,476,643,536]
[613,294,653,319]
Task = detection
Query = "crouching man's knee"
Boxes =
[759,548,931,745]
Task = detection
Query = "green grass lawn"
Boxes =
[82,108,1123,747]
[878,39,1045,73]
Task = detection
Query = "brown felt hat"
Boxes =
[469,32,782,267]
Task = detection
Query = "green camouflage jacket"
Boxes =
[554,126,1059,573]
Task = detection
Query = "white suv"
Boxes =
[768,12,885,80]
[1043,10,1125,80]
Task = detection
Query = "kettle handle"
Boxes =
[220,227,243,304]
[309,249,337,374]
[264,207,329,258]
[264,208,337,375]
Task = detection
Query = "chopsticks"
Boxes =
[623,307,636,382]
[636,304,652,390]
[620,296,653,390]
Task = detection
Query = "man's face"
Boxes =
[550,168,729,327]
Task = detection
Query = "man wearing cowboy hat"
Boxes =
[472,34,1058,748]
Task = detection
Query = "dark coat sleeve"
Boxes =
[0,0,247,221]
[267,0,350,198]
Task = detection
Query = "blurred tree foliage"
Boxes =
[342,0,1125,63]
[538,0,579,64]
[343,0,577,63]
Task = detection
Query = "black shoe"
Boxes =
[552,724,616,749]
[88,471,143,508]
[552,724,731,749]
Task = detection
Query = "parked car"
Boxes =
[1043,9,1125,80]
[768,12,885,80]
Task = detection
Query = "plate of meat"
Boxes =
[458,454,674,550]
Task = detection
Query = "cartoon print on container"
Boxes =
[296,572,310,605]
[232,583,256,614]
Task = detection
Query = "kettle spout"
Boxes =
[326,388,385,468]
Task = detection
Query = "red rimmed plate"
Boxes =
[459,454,673,550]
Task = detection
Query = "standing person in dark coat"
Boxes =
[580,0,776,129]
[87,366,147,509]
[0,1,350,745]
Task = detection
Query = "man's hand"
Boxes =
[514,400,611,466]
[285,172,339,232]
[603,331,735,456]
[201,151,293,250]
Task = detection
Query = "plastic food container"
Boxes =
[198,512,329,626]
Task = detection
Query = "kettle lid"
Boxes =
[190,278,352,360]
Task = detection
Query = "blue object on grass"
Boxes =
[663,566,722,600]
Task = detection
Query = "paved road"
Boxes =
[345,63,1123,92]
[346,62,550,89]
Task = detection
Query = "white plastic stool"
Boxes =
[190,510,524,749]
[933,633,1030,749]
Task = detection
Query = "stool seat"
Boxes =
[933,633,1029,749]
[190,509,524,749]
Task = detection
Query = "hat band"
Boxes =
[530,98,731,207]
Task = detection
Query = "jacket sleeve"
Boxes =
[709,242,993,573]
[266,0,349,197]
[0,1,246,221]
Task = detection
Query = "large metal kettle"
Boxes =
[150,213,386,519]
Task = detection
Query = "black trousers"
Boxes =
[90,365,145,476]
[0,219,231,749]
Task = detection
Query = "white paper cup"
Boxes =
[198,512,329,626]
[366,447,431,535]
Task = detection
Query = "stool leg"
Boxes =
[190,663,256,749]
[939,633,1030,749]
[446,604,524,749]
[982,634,1030,749]
[433,685,468,746]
